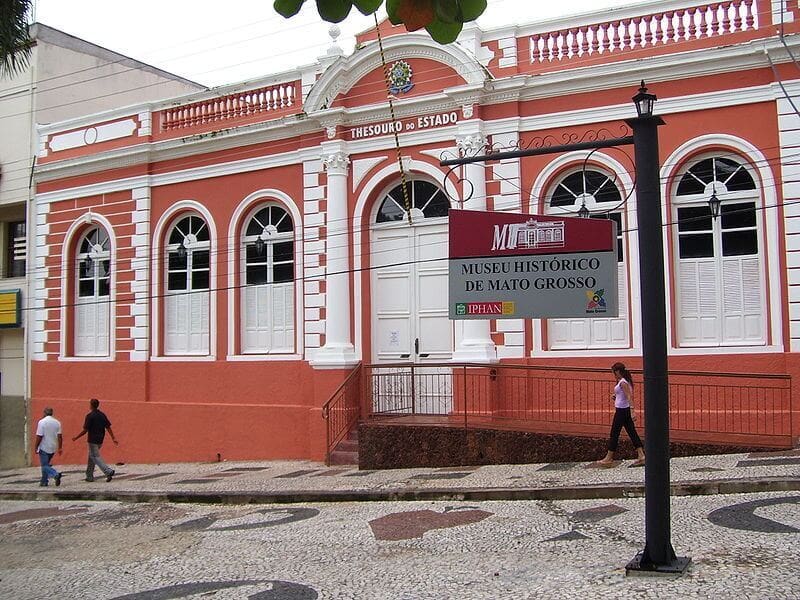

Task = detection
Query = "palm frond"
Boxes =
[0,0,34,78]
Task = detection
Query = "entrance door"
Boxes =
[369,181,453,414]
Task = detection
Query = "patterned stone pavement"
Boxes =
[0,492,798,599]
[0,450,798,503]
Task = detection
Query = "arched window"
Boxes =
[241,205,295,353]
[673,155,764,346]
[75,226,111,356]
[376,180,449,223]
[546,168,629,350]
[165,215,210,355]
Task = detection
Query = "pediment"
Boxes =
[305,33,488,114]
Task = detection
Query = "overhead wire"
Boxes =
[9,193,799,322]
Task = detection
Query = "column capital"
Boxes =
[322,151,350,175]
[456,132,487,155]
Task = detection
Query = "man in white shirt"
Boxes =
[35,407,63,487]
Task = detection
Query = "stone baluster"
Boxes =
[733,0,743,30]
[720,2,732,33]
[579,26,590,55]
[744,0,755,29]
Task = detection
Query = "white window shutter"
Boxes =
[271,282,294,352]
[678,259,719,345]
[721,256,764,345]
[188,290,209,354]
[165,294,186,354]
[75,301,94,355]
[96,300,110,356]
[243,285,272,353]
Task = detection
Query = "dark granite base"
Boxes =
[358,423,781,470]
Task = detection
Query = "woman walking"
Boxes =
[595,362,645,467]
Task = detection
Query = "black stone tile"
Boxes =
[708,496,800,533]
[736,457,800,468]
[222,467,269,472]
[128,472,174,481]
[175,479,220,484]
[204,472,241,478]
[437,465,479,472]
[343,470,375,477]
[6,480,37,485]
[410,472,472,480]
[689,467,725,473]
[274,470,319,478]
[310,469,349,477]
[545,530,590,542]
[538,462,580,471]
[572,504,627,522]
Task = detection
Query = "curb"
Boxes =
[1,476,797,505]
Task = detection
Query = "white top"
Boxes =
[614,378,632,409]
[35,415,62,453]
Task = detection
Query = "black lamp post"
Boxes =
[625,81,691,575]
[438,83,692,573]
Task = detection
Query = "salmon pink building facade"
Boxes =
[31,1,800,464]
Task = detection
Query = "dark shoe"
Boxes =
[85,477,94,482]
[39,482,47,487]
[54,473,62,487]
[105,469,115,482]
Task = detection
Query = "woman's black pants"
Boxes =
[608,407,643,451]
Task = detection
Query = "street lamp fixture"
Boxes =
[632,80,657,118]
[176,242,187,261]
[577,201,590,218]
[708,185,722,220]
[255,233,266,256]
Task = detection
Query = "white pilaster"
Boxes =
[311,144,359,368]
[452,129,497,363]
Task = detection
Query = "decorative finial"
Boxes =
[327,24,343,57]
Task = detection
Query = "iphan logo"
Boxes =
[586,288,607,313]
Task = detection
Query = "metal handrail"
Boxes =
[362,362,793,447]
[322,363,363,465]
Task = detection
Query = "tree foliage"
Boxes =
[0,0,34,78]
[274,0,488,44]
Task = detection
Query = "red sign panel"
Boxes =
[449,209,615,259]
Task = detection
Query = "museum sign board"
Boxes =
[448,210,618,320]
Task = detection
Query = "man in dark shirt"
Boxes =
[72,398,119,482]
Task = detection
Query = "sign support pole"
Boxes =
[441,99,691,574]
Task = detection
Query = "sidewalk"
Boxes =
[1,448,798,505]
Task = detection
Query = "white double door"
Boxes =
[370,220,453,414]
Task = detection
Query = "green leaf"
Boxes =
[273,0,306,18]
[353,0,383,15]
[386,0,402,24]
[434,0,460,24]
[425,17,462,43]
[316,0,354,22]
[458,0,487,22]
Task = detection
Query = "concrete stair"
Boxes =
[328,428,359,466]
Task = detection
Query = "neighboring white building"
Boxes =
[0,23,203,467]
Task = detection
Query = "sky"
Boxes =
[33,0,644,88]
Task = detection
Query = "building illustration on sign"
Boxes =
[492,219,566,251]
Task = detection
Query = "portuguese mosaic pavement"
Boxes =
[0,451,797,598]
